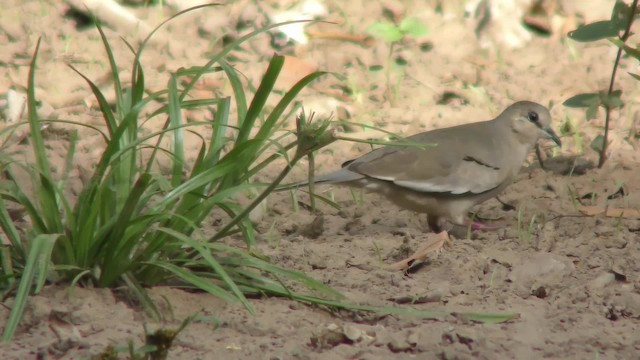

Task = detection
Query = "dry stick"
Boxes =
[600,0,639,168]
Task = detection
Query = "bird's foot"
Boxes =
[389,231,452,271]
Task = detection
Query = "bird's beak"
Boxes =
[543,127,562,147]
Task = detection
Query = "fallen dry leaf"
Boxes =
[577,205,640,219]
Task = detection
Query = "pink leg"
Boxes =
[467,221,505,231]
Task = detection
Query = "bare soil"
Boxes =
[1,1,640,359]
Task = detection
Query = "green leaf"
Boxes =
[623,45,640,59]
[395,57,408,66]
[608,38,640,60]
[567,20,618,42]
[586,102,599,120]
[610,0,631,31]
[601,90,624,108]
[629,72,640,81]
[563,93,600,108]
[368,65,384,72]
[590,134,606,152]
[399,17,428,37]
[368,21,403,42]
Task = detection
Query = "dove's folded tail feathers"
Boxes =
[276,168,364,191]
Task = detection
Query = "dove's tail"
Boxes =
[277,168,364,191]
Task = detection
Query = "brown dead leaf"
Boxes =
[577,205,640,219]
[389,232,451,271]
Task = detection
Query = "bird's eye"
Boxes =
[527,111,539,122]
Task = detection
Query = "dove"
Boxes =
[286,101,561,269]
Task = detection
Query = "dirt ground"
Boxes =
[1,0,640,359]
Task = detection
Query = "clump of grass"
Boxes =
[0,7,339,340]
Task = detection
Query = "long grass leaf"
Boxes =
[25,42,63,233]
[149,98,220,119]
[255,71,327,141]
[67,65,118,138]
[93,20,124,119]
[168,74,184,187]
[157,227,255,312]
[122,272,161,320]
[0,170,47,233]
[26,38,48,175]
[0,196,23,257]
[219,60,247,123]
[148,261,240,305]
[236,55,284,144]
[133,4,218,76]
[202,97,231,169]
[0,246,14,287]
[2,234,59,341]
[217,202,256,248]
[99,174,153,286]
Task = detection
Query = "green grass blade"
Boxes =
[24,41,65,233]
[0,196,23,254]
[219,60,247,123]
[68,64,118,138]
[218,250,343,299]
[148,261,241,305]
[127,43,146,108]
[156,158,235,207]
[168,74,184,187]
[58,129,78,193]
[133,4,218,74]
[157,227,254,312]
[2,234,59,341]
[35,173,64,233]
[0,174,47,233]
[0,245,14,287]
[99,174,153,286]
[202,97,231,168]
[236,55,284,144]
[26,38,48,175]
[254,70,328,141]
[217,202,257,248]
[122,272,161,320]
[93,20,124,119]
[149,98,220,119]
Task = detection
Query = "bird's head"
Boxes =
[504,101,561,147]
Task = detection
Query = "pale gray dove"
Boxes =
[287,101,561,269]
